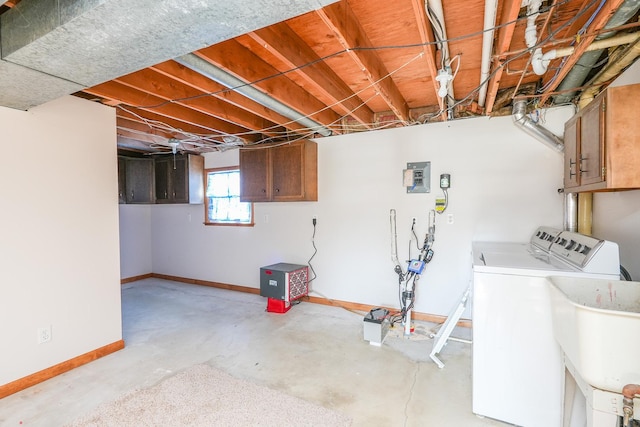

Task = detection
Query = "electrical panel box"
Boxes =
[404,161,431,193]
[260,263,309,313]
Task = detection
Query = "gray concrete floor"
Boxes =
[0,278,508,426]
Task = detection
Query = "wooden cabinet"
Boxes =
[118,154,203,204]
[563,83,640,192]
[122,157,155,204]
[240,139,317,202]
[154,154,204,204]
[118,156,127,204]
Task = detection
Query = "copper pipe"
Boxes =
[623,384,640,399]
[622,384,640,427]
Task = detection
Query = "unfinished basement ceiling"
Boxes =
[1,0,640,153]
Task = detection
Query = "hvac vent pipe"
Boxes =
[512,100,564,151]
[553,0,640,104]
[563,191,578,232]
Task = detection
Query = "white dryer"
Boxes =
[472,227,620,427]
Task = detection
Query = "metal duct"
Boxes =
[579,38,640,108]
[564,192,578,232]
[553,0,640,104]
[175,54,333,137]
[0,0,338,111]
[512,100,564,151]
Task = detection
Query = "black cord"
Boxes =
[307,220,318,284]
[411,220,421,251]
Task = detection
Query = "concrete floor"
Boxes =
[0,278,508,426]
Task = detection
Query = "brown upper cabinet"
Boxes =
[120,156,155,204]
[118,154,204,204]
[155,154,204,204]
[240,139,318,202]
[564,83,640,192]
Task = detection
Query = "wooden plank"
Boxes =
[151,60,307,133]
[114,68,279,135]
[196,39,342,133]
[538,0,627,105]
[116,106,227,140]
[316,1,411,122]
[0,340,125,399]
[485,0,522,114]
[121,273,153,284]
[410,0,446,120]
[248,22,374,127]
[84,81,253,140]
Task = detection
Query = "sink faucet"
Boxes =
[623,384,640,427]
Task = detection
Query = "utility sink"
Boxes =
[547,276,640,393]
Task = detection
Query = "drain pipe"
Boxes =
[512,100,564,151]
[623,384,640,427]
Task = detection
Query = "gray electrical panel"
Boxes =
[404,161,431,193]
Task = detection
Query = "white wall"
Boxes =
[142,108,572,318]
[592,59,640,281]
[119,205,152,278]
[0,96,122,385]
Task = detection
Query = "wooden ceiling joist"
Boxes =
[196,39,342,133]
[410,0,445,120]
[248,22,375,127]
[113,68,282,137]
[316,1,411,123]
[485,0,523,114]
[84,81,252,139]
[150,60,308,133]
[116,106,225,140]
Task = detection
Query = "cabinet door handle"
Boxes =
[131,190,134,200]
[275,188,280,193]
[579,156,588,174]
[262,189,266,193]
[164,190,167,198]
[569,159,576,178]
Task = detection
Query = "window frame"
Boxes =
[203,166,254,227]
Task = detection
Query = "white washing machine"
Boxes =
[472,227,620,427]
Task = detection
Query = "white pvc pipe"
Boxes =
[427,0,456,109]
[478,0,498,107]
[531,32,640,75]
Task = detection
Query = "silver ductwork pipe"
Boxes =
[564,192,578,231]
[512,100,564,152]
[554,0,640,104]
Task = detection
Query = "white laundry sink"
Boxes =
[547,276,640,393]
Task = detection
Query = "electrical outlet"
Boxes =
[37,326,51,344]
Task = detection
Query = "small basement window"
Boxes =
[204,167,253,226]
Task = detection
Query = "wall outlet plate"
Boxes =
[38,326,52,344]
